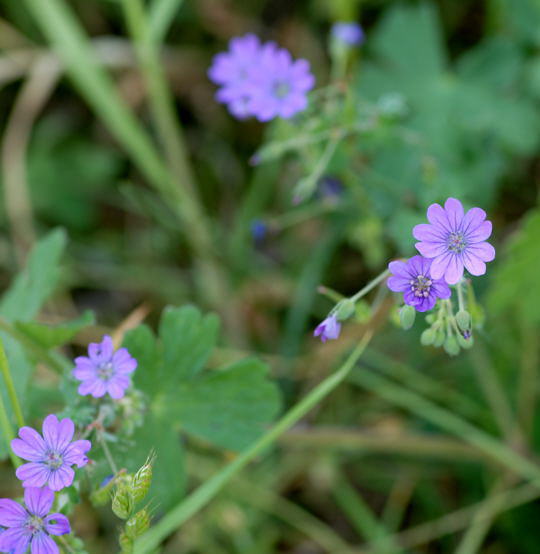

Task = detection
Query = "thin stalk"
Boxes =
[0,337,24,428]
[351,370,540,485]
[350,269,390,303]
[0,390,20,468]
[134,330,374,552]
[97,432,119,475]
[148,0,184,44]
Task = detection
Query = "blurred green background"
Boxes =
[0,0,539,552]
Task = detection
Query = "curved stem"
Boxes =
[0,390,20,468]
[350,269,390,303]
[134,329,374,553]
[0,337,25,428]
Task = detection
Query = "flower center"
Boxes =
[273,81,290,99]
[97,362,114,381]
[447,231,467,254]
[410,274,432,298]
[25,515,44,535]
[45,450,64,470]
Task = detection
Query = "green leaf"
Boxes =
[172,359,282,451]
[119,306,281,509]
[14,310,95,349]
[0,228,66,321]
[488,209,540,325]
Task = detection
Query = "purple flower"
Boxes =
[413,198,495,285]
[331,22,364,46]
[246,45,315,121]
[12,415,91,492]
[314,314,341,343]
[387,255,451,312]
[208,34,315,121]
[73,335,137,399]
[0,487,70,554]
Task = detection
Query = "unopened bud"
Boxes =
[125,508,151,539]
[399,305,416,330]
[335,299,355,321]
[132,454,155,503]
[444,335,460,356]
[457,334,474,349]
[456,310,471,332]
[420,328,435,346]
[433,328,445,347]
[112,481,134,520]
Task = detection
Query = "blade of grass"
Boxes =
[350,370,540,485]
[149,0,184,44]
[134,329,375,552]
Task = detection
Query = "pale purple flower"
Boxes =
[12,415,91,492]
[73,335,137,399]
[413,198,495,285]
[387,255,451,312]
[331,22,364,46]
[208,34,314,121]
[314,314,341,343]
[0,487,70,554]
[246,44,315,121]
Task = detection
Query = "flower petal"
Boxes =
[387,276,409,292]
[0,527,30,554]
[415,295,436,312]
[24,487,54,518]
[43,416,74,453]
[412,223,446,242]
[388,260,410,278]
[444,198,464,231]
[45,513,70,536]
[431,281,451,299]
[461,207,486,234]
[47,467,74,492]
[415,241,447,258]
[12,428,46,461]
[467,220,492,243]
[16,463,49,488]
[0,498,28,526]
[428,253,451,280]
[468,242,495,262]
[444,255,464,285]
[463,252,487,276]
[30,531,59,554]
[426,203,449,230]
[63,440,91,468]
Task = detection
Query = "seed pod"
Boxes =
[399,305,416,330]
[112,483,134,520]
[335,299,355,321]
[132,453,155,503]
[456,310,471,332]
[119,531,133,554]
[457,334,474,349]
[125,508,151,539]
[420,328,435,346]
[444,335,460,356]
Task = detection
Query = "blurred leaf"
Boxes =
[488,209,540,325]
[14,310,94,349]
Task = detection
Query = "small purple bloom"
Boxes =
[247,44,315,121]
[0,487,70,554]
[250,219,268,244]
[387,255,451,312]
[413,198,495,285]
[314,314,341,343]
[12,415,91,492]
[331,22,364,46]
[208,34,314,121]
[73,335,137,400]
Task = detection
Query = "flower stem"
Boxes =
[0,337,25,428]
[97,432,119,475]
[350,269,390,304]
[0,390,20,468]
[134,329,374,553]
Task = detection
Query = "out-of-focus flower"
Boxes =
[73,335,137,399]
[208,34,314,121]
[413,198,495,285]
[331,22,364,46]
[387,255,451,312]
[12,415,91,491]
[250,219,268,244]
[314,314,341,343]
[0,487,70,554]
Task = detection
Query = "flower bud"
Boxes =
[399,305,416,330]
[420,328,435,346]
[125,508,151,539]
[112,482,134,520]
[457,334,474,349]
[456,310,471,332]
[444,335,460,356]
[132,454,155,504]
[119,531,133,553]
[335,299,356,321]
[90,474,116,507]
[433,328,445,347]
